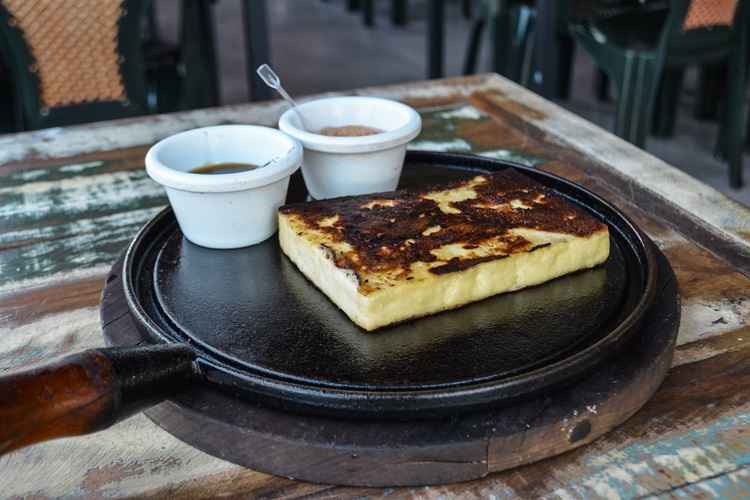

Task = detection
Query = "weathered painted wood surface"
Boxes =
[0,74,749,498]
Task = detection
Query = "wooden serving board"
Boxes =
[101,246,679,487]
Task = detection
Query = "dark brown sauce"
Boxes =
[318,125,384,137]
[190,163,258,175]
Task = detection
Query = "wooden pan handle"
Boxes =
[0,344,196,455]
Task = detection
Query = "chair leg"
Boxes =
[363,0,374,26]
[391,0,407,25]
[427,0,445,78]
[694,62,725,120]
[462,0,472,19]
[595,69,609,101]
[614,54,636,142]
[525,0,576,99]
[530,0,563,98]
[489,1,512,76]
[723,50,746,188]
[144,0,159,43]
[652,67,684,138]
[614,52,659,148]
[463,17,486,75]
[520,12,537,87]
[180,0,221,108]
[242,0,271,102]
[505,5,536,83]
[556,34,575,99]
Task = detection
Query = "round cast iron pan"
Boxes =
[122,151,657,418]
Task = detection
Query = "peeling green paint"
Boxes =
[659,467,750,498]
[477,149,543,167]
[548,410,750,499]
[0,207,162,287]
[417,105,489,149]
[0,158,166,288]
[3,161,109,187]
[412,104,543,166]
[408,138,474,153]
[0,170,165,231]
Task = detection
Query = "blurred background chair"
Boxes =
[0,0,219,132]
[338,0,471,79]
[462,1,670,97]
[355,0,471,28]
[462,0,537,83]
[361,0,410,26]
[571,0,748,186]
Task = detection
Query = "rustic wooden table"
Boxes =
[1,74,749,498]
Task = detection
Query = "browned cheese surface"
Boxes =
[281,170,606,291]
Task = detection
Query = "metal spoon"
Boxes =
[256,64,310,131]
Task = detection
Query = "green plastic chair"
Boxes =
[571,0,748,187]
[463,1,648,98]
[0,0,219,132]
[463,0,538,82]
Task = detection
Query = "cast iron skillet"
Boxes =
[0,152,656,454]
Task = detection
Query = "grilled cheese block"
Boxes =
[279,170,610,331]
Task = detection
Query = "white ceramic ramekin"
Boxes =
[145,125,302,249]
[278,96,421,199]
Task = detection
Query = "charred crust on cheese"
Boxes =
[529,242,552,252]
[429,254,510,275]
[280,170,606,279]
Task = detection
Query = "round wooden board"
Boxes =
[101,246,679,487]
